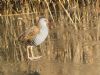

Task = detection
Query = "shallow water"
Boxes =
[0,57,100,75]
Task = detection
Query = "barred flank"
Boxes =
[33,26,48,46]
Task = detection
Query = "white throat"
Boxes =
[39,21,47,28]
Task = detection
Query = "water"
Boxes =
[0,57,100,75]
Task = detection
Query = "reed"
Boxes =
[0,0,99,64]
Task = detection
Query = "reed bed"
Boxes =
[0,0,100,64]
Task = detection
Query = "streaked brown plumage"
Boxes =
[18,25,40,45]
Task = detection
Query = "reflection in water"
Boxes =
[0,57,100,75]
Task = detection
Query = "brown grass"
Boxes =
[0,0,100,64]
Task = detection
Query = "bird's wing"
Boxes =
[18,25,40,43]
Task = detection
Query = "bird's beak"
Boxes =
[48,20,55,29]
[45,19,51,29]
[48,22,51,29]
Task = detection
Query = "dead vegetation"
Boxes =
[0,0,100,64]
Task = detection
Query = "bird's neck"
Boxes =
[40,23,48,29]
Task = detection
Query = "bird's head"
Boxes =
[35,16,54,29]
[39,17,48,27]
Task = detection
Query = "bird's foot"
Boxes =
[28,56,42,61]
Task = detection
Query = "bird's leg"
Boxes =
[27,46,42,60]
[27,46,31,59]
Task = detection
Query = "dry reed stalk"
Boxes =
[44,0,54,22]
[96,0,100,14]
[0,0,99,64]
[97,17,100,40]
[59,0,78,30]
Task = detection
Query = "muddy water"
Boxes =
[0,57,100,75]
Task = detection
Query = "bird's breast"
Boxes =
[32,27,48,46]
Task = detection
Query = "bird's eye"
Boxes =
[44,19,48,23]
[44,20,47,22]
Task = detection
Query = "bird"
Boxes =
[18,17,49,60]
